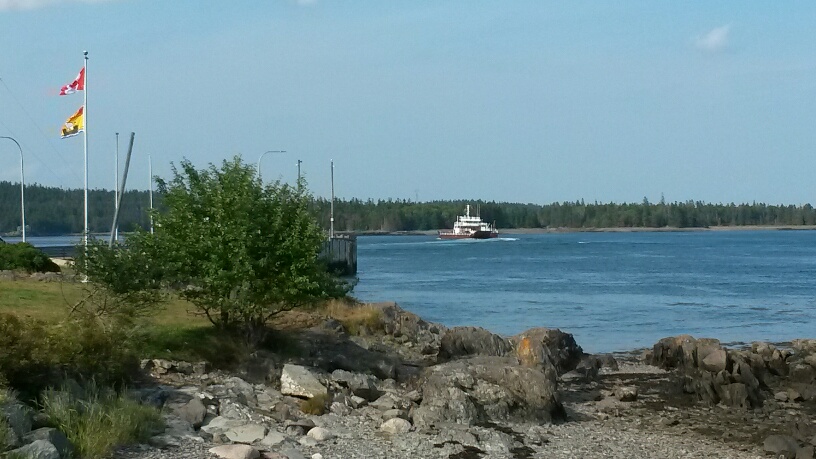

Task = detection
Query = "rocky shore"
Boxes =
[3,302,815,458]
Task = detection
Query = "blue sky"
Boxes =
[1,1,815,205]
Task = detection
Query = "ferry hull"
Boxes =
[438,230,499,240]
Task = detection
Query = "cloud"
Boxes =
[694,25,731,52]
[0,0,116,11]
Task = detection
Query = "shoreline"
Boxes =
[351,224,816,237]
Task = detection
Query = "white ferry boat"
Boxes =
[438,205,499,240]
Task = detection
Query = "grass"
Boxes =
[300,393,329,415]
[41,382,163,459]
[324,299,384,335]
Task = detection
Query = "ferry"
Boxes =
[438,205,499,240]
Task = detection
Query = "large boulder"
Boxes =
[413,356,564,428]
[651,335,698,370]
[280,364,327,399]
[438,327,513,361]
[511,328,583,374]
[7,439,60,459]
[371,302,447,351]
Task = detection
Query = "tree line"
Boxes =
[2,181,815,234]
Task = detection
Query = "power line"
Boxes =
[0,77,82,184]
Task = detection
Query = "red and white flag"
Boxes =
[59,67,85,96]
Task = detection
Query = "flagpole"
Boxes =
[149,154,154,234]
[83,50,89,248]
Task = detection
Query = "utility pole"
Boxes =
[330,159,335,239]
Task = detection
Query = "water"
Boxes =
[353,231,816,353]
[8,231,815,353]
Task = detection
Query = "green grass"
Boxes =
[41,382,163,459]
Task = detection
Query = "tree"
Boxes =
[151,156,350,342]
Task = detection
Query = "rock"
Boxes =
[370,394,398,411]
[307,426,333,442]
[279,447,308,459]
[209,444,261,459]
[776,391,791,402]
[512,327,583,373]
[349,395,368,408]
[7,439,60,459]
[382,409,409,421]
[380,417,412,434]
[700,349,728,373]
[149,434,182,448]
[280,364,328,399]
[438,326,513,360]
[1,401,33,438]
[260,430,287,448]
[23,427,74,458]
[613,386,638,402]
[226,423,268,444]
[298,436,318,447]
[312,454,324,459]
[652,335,697,370]
[716,383,751,409]
[413,356,564,428]
[177,397,208,428]
[791,364,816,383]
[764,435,800,458]
[798,445,815,459]
[329,401,351,415]
[330,369,380,401]
[227,377,258,407]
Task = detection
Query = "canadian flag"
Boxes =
[59,67,85,96]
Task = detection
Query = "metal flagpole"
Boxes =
[83,51,89,248]
[149,154,154,234]
[330,160,334,239]
[115,132,119,241]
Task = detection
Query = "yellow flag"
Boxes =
[60,105,84,139]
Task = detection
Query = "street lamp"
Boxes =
[257,150,286,181]
[0,136,25,243]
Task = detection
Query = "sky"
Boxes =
[1,1,815,205]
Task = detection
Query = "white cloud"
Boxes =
[695,25,731,52]
[0,0,117,11]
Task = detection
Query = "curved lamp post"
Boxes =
[0,136,25,242]
[257,150,286,181]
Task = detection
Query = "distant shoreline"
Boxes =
[352,225,816,237]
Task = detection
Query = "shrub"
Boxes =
[0,314,140,397]
[326,300,383,336]
[300,393,328,415]
[0,243,59,273]
[41,382,163,458]
[0,314,54,397]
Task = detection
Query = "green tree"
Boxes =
[152,157,350,342]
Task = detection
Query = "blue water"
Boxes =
[353,231,816,353]
[8,231,816,353]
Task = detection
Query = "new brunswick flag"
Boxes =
[61,105,84,138]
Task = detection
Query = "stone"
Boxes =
[279,448,308,459]
[227,377,259,407]
[700,349,728,373]
[330,369,381,401]
[307,426,333,442]
[370,394,398,411]
[23,427,74,458]
[380,417,412,434]
[717,383,750,409]
[149,434,182,448]
[209,444,261,459]
[201,416,248,435]
[382,409,409,421]
[8,440,60,459]
[512,327,583,373]
[349,395,368,408]
[438,326,513,360]
[298,436,318,447]
[280,364,328,399]
[797,445,815,459]
[413,356,564,428]
[613,386,638,402]
[226,423,268,444]
[260,430,287,448]
[312,454,324,459]
[764,435,800,458]
[177,397,208,428]
[2,401,33,438]
[330,402,351,415]
[776,391,791,402]
[652,335,697,370]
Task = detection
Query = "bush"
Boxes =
[300,393,328,415]
[325,300,383,336]
[0,314,140,398]
[0,243,59,273]
[41,382,163,458]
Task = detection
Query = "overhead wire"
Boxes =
[0,76,82,184]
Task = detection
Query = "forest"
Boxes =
[1,181,815,235]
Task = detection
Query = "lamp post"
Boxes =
[257,150,286,181]
[0,136,25,243]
